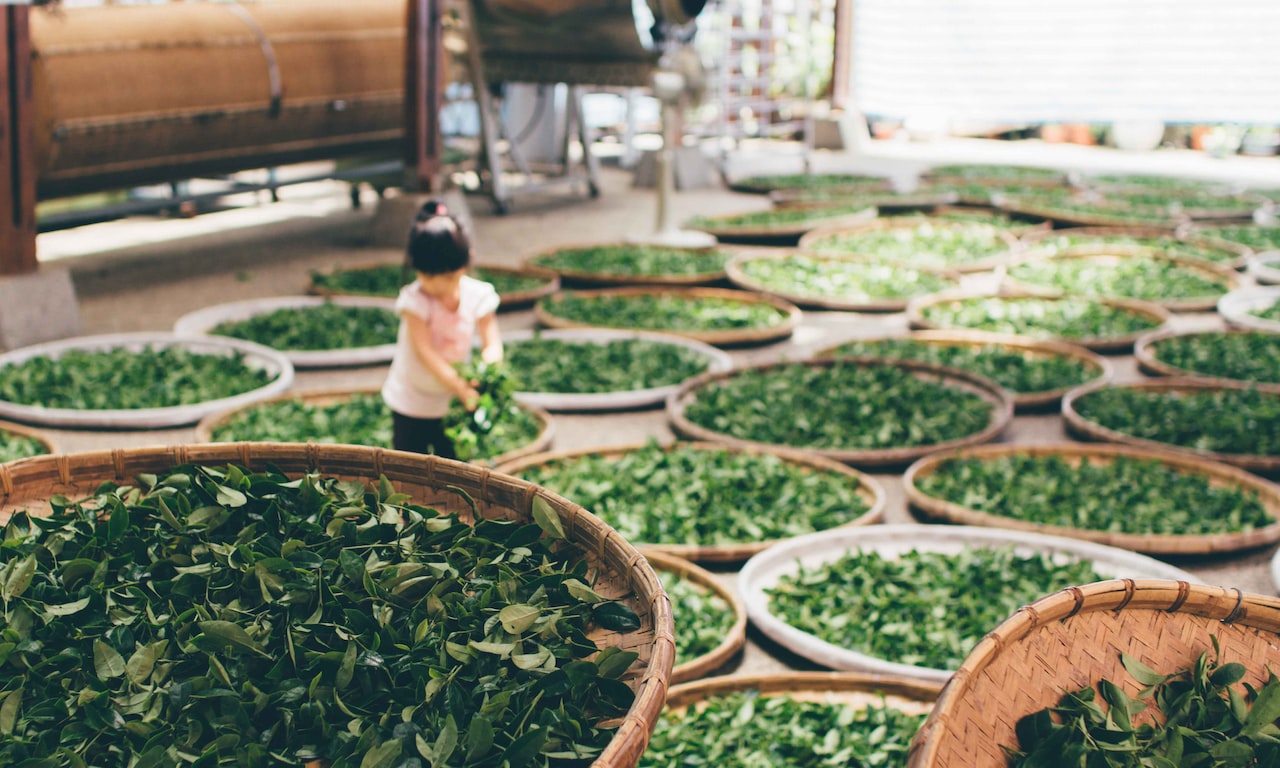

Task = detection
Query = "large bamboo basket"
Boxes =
[682,205,877,245]
[305,261,560,310]
[903,442,1280,556]
[0,419,58,460]
[1180,225,1269,260]
[1093,184,1266,221]
[1021,224,1249,270]
[494,441,885,563]
[523,242,730,287]
[768,190,959,211]
[666,358,1014,469]
[1001,249,1241,312]
[724,250,962,312]
[908,580,1280,767]
[664,670,941,721]
[727,174,894,195]
[638,549,746,684]
[906,290,1171,354]
[1062,378,1280,475]
[994,194,1185,230]
[194,387,554,468]
[1134,327,1280,387]
[814,330,1112,412]
[0,444,675,768]
[797,217,1023,274]
[534,286,802,347]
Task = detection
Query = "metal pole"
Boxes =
[0,5,36,276]
[404,0,443,193]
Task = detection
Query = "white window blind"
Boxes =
[850,0,1280,124]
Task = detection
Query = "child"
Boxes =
[381,200,503,459]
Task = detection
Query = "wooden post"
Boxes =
[831,0,853,111]
[0,6,37,276]
[404,0,443,193]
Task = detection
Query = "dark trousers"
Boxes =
[391,411,456,460]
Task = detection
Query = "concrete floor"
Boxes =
[38,137,1280,677]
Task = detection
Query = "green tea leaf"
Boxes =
[94,640,125,681]
[531,496,565,540]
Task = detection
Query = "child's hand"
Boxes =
[458,384,481,411]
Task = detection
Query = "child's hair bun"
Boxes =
[415,199,449,222]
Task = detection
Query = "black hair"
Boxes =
[406,199,471,275]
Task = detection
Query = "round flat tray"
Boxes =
[904,442,1280,556]
[173,295,398,369]
[1134,327,1280,387]
[664,670,940,718]
[769,191,959,211]
[0,418,58,459]
[524,242,729,287]
[724,251,962,312]
[1217,286,1280,333]
[797,217,1022,274]
[493,440,885,563]
[1002,250,1240,312]
[814,330,1112,412]
[684,206,878,245]
[738,525,1199,684]
[1062,377,1280,475]
[666,357,1014,468]
[0,332,294,429]
[194,387,554,468]
[906,290,1171,354]
[502,329,732,412]
[1020,225,1249,270]
[306,261,560,310]
[994,195,1185,230]
[1248,250,1280,285]
[535,286,802,347]
[639,549,747,684]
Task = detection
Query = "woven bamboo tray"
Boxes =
[666,358,1014,468]
[193,387,554,468]
[1020,224,1248,270]
[727,174,894,195]
[0,419,58,460]
[524,242,729,287]
[664,670,941,720]
[306,261,561,310]
[502,329,732,412]
[1180,225,1265,260]
[994,194,1185,230]
[534,286,802,347]
[797,217,1023,274]
[1135,327,1280,386]
[906,290,1171,354]
[724,251,962,312]
[1062,378,1280,475]
[638,549,747,684]
[0,332,294,430]
[903,442,1280,556]
[769,190,959,211]
[738,526,1198,684]
[1094,184,1266,221]
[814,330,1112,412]
[1218,286,1280,333]
[1248,250,1280,284]
[1002,250,1240,312]
[683,205,877,245]
[0,444,674,768]
[493,441,884,563]
[172,295,398,369]
[907,580,1280,767]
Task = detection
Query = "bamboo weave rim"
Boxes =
[306,260,560,309]
[903,442,1280,556]
[637,549,747,685]
[994,196,1186,230]
[728,175,894,195]
[1062,377,1280,475]
[523,242,729,287]
[1020,224,1249,270]
[1002,249,1241,312]
[666,358,1014,469]
[1090,184,1265,221]
[813,329,1112,412]
[192,387,555,469]
[493,440,886,563]
[1180,227,1260,259]
[0,443,676,768]
[769,191,959,211]
[684,206,878,243]
[665,671,942,718]
[0,419,58,459]
[1134,327,1280,387]
[907,580,1280,767]
[723,250,962,312]
[534,286,802,347]
[796,216,1024,274]
[927,206,1053,235]
[906,290,1171,354]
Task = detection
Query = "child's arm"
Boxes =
[477,312,503,364]
[406,316,480,409]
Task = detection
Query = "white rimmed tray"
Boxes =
[0,332,294,429]
[1217,286,1280,333]
[738,524,1200,685]
[503,329,732,412]
[173,295,398,369]
[1249,251,1280,285]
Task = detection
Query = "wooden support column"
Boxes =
[404,0,444,194]
[0,6,36,276]
[831,0,853,111]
